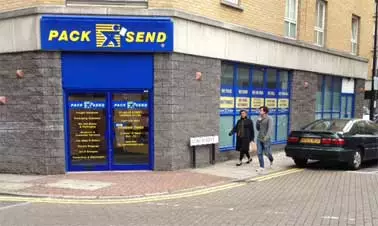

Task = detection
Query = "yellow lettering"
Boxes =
[58,31,68,42]
[145,32,156,42]
[48,30,59,41]
[136,32,145,43]
[69,31,80,42]
[157,32,167,43]
[81,31,91,42]
[126,32,135,42]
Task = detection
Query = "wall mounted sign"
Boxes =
[41,15,174,52]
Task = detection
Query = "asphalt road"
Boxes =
[1,161,378,226]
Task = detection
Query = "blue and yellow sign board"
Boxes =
[41,16,174,52]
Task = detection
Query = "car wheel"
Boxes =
[293,158,308,168]
[349,150,362,170]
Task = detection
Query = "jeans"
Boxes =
[257,140,274,168]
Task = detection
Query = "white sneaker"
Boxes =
[256,167,264,173]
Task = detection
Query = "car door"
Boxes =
[358,121,377,160]
[365,121,378,159]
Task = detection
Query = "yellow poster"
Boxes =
[236,97,250,109]
[265,98,277,109]
[220,96,234,108]
[278,99,289,109]
[251,98,264,109]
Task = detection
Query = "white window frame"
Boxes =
[222,0,239,5]
[314,0,326,46]
[351,16,359,55]
[285,0,298,39]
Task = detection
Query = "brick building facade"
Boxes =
[0,0,372,174]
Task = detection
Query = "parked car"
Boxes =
[285,119,378,170]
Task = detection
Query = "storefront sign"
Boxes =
[220,96,235,109]
[236,97,250,109]
[251,98,264,109]
[265,98,277,108]
[41,16,173,52]
[278,99,289,109]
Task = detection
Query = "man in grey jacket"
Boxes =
[256,106,274,172]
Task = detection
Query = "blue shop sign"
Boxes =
[69,101,106,110]
[113,101,148,110]
[41,15,174,52]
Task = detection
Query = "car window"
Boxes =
[365,121,378,135]
[303,120,348,132]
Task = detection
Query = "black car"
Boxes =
[285,119,378,170]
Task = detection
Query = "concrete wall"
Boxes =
[174,17,368,80]
[0,51,65,174]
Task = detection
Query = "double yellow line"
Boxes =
[0,168,303,205]
[250,168,304,182]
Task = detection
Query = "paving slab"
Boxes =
[0,174,45,183]
[0,182,33,191]
[46,179,113,191]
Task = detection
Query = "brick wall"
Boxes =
[354,79,365,119]
[290,70,318,131]
[154,53,232,170]
[0,52,65,174]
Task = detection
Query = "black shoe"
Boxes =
[247,158,252,164]
[236,162,242,166]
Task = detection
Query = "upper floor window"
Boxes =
[66,0,147,6]
[285,0,298,39]
[223,0,239,5]
[314,0,326,46]
[351,16,360,55]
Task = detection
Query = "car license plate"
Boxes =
[300,138,321,144]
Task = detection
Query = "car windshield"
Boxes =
[303,119,350,132]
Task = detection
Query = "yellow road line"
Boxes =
[254,169,304,182]
[0,168,304,205]
[248,168,301,181]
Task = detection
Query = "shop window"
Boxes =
[267,69,278,89]
[219,63,292,150]
[316,75,355,120]
[221,64,234,86]
[279,71,289,90]
[219,116,234,148]
[238,66,250,88]
[252,68,264,89]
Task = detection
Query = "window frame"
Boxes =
[351,15,360,55]
[219,63,292,151]
[314,0,326,46]
[285,0,298,39]
[316,75,355,120]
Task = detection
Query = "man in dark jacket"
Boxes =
[229,110,255,166]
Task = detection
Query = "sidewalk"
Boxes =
[0,151,294,199]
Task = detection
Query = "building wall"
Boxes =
[0,0,64,12]
[154,53,225,170]
[290,71,318,131]
[0,51,65,174]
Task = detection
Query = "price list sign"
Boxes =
[113,101,149,164]
[69,101,107,165]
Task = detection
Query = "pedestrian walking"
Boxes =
[256,106,274,172]
[229,110,255,166]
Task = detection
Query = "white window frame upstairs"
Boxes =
[314,0,326,46]
[285,0,298,39]
[351,16,359,55]
[223,0,239,5]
